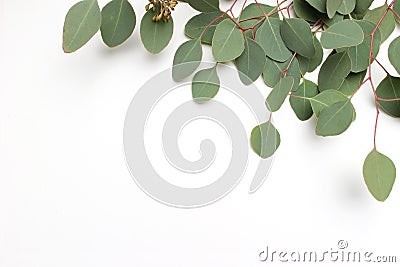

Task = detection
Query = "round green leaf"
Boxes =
[293,0,322,22]
[297,36,323,73]
[353,0,373,15]
[280,18,315,58]
[266,77,295,112]
[320,20,364,49]
[212,19,245,62]
[263,57,301,88]
[184,12,223,45]
[187,0,220,13]
[192,67,220,103]
[63,0,101,53]
[388,36,400,75]
[305,0,326,13]
[327,0,343,18]
[316,100,354,136]
[364,4,395,42]
[256,18,292,62]
[100,0,136,47]
[250,121,281,159]
[310,89,348,117]
[339,71,367,96]
[337,0,355,15]
[347,20,381,73]
[290,80,319,121]
[376,75,400,117]
[318,52,351,91]
[140,9,173,54]
[172,39,202,81]
[363,149,396,202]
[235,38,266,85]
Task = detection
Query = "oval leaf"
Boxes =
[140,9,173,54]
[280,18,315,58]
[290,80,319,121]
[172,39,203,81]
[310,89,349,117]
[327,0,343,18]
[337,0,356,15]
[321,20,364,49]
[250,121,281,159]
[187,0,220,13]
[316,100,354,136]
[212,19,245,62]
[100,0,136,47]
[388,36,400,75]
[363,149,396,202]
[184,12,223,45]
[318,52,351,91]
[266,77,295,112]
[297,36,323,73]
[256,18,292,62]
[235,37,266,85]
[192,67,220,103]
[376,75,400,117]
[339,71,367,96]
[63,0,101,53]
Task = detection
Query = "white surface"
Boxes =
[1,0,399,266]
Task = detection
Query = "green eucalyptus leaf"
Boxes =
[318,52,351,91]
[388,36,400,75]
[192,66,220,103]
[263,56,301,88]
[235,37,266,85]
[327,0,343,18]
[256,18,292,62]
[376,75,400,118]
[305,0,327,13]
[290,80,319,121]
[320,20,364,49]
[337,0,355,15]
[293,0,322,22]
[280,18,315,58]
[316,100,354,136]
[172,39,202,81]
[140,9,173,54]
[310,89,348,117]
[353,0,373,15]
[212,19,245,62]
[63,0,101,53]
[297,36,323,74]
[266,77,295,112]
[100,0,136,47]
[394,1,400,23]
[184,11,223,45]
[250,121,281,159]
[339,71,367,96]
[239,3,278,37]
[364,4,395,42]
[347,20,381,73]
[187,0,219,12]
[363,149,396,202]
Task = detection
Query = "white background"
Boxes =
[1,0,400,266]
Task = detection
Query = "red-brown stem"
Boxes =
[390,7,400,19]
[282,53,297,77]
